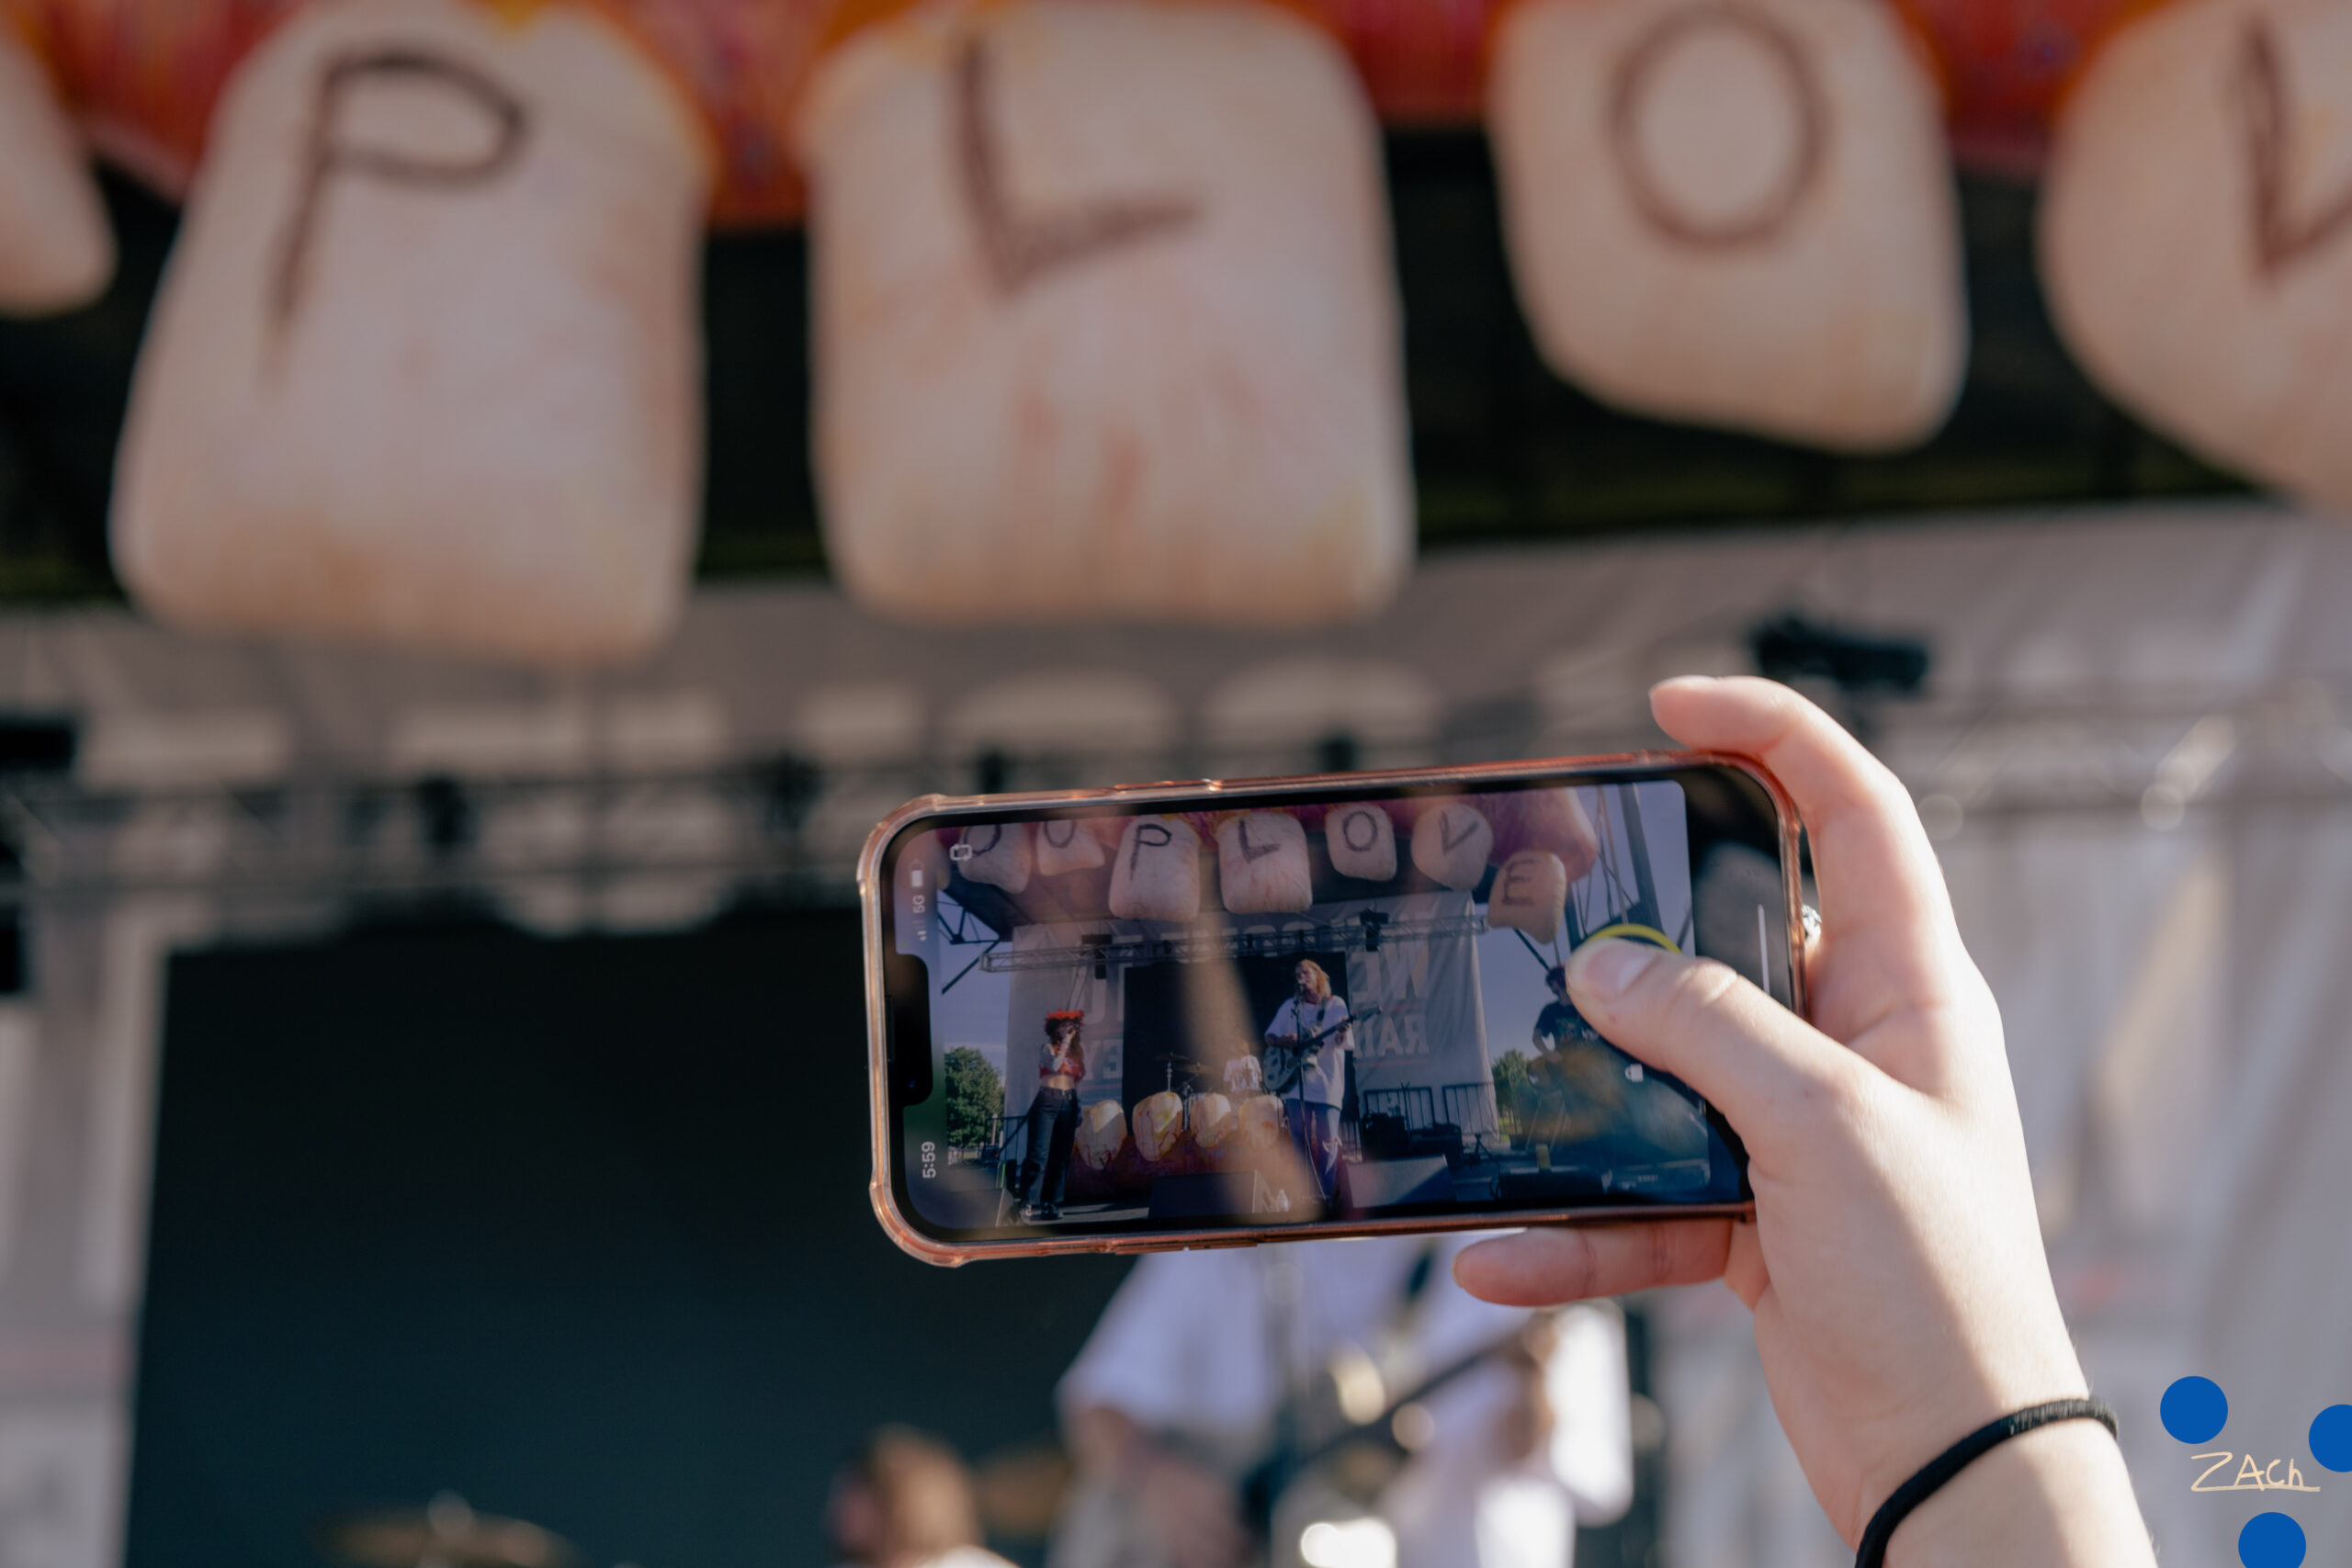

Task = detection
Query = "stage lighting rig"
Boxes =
[1081,932,1113,979]
[982,914,1485,975]
[1747,613,1931,695]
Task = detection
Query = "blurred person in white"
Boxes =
[1050,1233,1634,1568]
[827,1426,1017,1568]
[1454,677,2156,1566]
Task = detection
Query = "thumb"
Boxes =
[1565,938,1855,1155]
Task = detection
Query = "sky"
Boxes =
[1482,780,1690,1060]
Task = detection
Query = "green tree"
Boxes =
[1491,1051,1533,1138]
[944,1046,1004,1152]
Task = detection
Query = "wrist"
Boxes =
[1886,1420,2154,1568]
[1853,1320,2094,1529]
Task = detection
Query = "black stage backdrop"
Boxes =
[124,907,1130,1568]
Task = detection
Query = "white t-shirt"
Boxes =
[1267,995,1350,1106]
[1055,1237,1633,1568]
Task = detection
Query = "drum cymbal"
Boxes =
[317,1492,577,1568]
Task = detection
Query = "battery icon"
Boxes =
[911,866,924,887]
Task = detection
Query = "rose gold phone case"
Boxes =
[858,750,1804,1266]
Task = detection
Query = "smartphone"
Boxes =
[860,753,1804,1265]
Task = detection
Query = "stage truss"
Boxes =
[975,913,1491,973]
[0,680,2347,929]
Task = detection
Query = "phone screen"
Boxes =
[877,763,1792,1245]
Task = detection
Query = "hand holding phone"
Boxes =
[1453,679,2150,1562]
[862,740,1804,1263]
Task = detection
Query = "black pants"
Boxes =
[1018,1087,1080,1208]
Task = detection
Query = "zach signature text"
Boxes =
[2192,1451,2323,1494]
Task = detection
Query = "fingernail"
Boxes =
[1566,938,1661,1000]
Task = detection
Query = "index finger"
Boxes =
[1453,1218,1735,1307]
[1650,676,1967,1041]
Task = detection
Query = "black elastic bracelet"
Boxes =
[1854,1397,2120,1568]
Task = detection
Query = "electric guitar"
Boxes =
[1262,1004,1380,1097]
[1044,1295,1550,1568]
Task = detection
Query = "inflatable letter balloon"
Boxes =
[0,26,114,312]
[956,821,1034,892]
[1216,812,1312,914]
[113,0,712,667]
[1035,817,1110,874]
[1109,815,1202,921]
[1488,848,1569,942]
[1324,800,1397,881]
[1487,0,1965,448]
[1075,1099,1129,1168]
[1410,800,1493,890]
[1133,1089,1187,1163]
[2041,0,2352,517]
[1189,1091,1238,1150]
[1487,787,1601,882]
[795,0,1412,625]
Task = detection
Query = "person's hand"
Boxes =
[1453,677,2132,1552]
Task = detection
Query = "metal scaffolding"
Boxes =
[975,912,1491,973]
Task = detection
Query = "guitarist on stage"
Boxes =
[1263,960,1351,1200]
[1048,1236,1634,1568]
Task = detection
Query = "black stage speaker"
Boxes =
[1337,1156,1453,1212]
[1146,1170,1318,1220]
[1358,1112,1409,1160]
[1406,1123,1464,1167]
[1146,1172,1253,1219]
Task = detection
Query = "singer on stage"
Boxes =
[1017,1010,1087,1223]
[1265,960,1351,1199]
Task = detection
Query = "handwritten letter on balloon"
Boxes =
[1607,6,1822,250]
[113,0,709,667]
[272,49,527,343]
[2042,0,2352,518]
[952,35,1198,294]
[1109,816,1202,921]
[795,0,1411,626]
[1487,0,1964,449]
[2235,16,2352,279]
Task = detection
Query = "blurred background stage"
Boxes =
[0,508,2335,1568]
